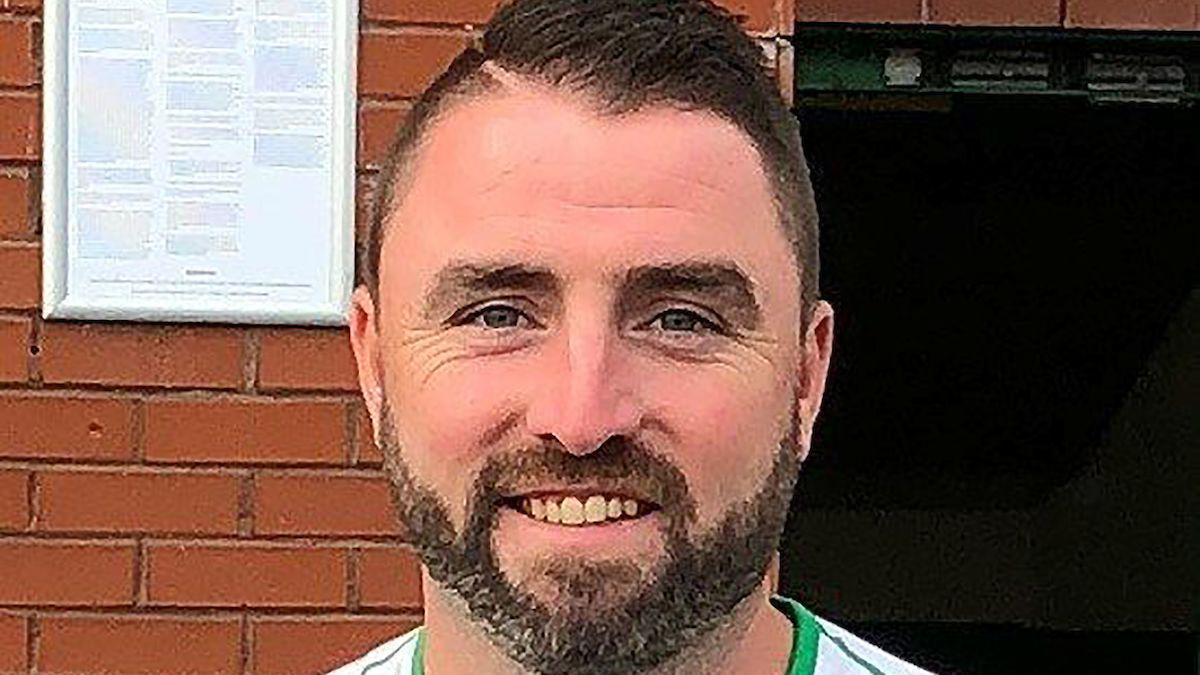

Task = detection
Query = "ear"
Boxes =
[794,300,834,462]
[349,285,385,439]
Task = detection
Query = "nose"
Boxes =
[524,311,642,456]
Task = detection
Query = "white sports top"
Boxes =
[328,595,938,674]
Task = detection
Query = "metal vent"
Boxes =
[1086,53,1186,104]
[951,50,1051,91]
[794,27,1199,107]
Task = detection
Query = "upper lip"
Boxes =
[502,483,661,507]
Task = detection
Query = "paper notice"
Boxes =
[66,0,340,310]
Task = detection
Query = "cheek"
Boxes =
[385,356,530,524]
[641,366,788,524]
[404,365,512,458]
[387,343,790,529]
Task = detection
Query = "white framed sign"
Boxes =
[43,0,357,325]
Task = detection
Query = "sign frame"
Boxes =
[42,0,358,325]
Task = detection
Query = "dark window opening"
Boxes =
[780,95,1197,675]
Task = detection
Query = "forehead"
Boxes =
[382,87,797,314]
[406,87,774,214]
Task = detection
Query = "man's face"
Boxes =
[351,87,833,674]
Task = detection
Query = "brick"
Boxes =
[255,472,398,536]
[356,405,384,465]
[782,0,797,28]
[40,323,244,389]
[1066,0,1197,29]
[359,31,470,99]
[356,172,378,245]
[0,315,30,382]
[0,614,25,674]
[253,617,419,675]
[0,173,31,238]
[796,0,922,23]
[0,540,134,605]
[715,0,779,33]
[358,547,424,608]
[0,394,136,460]
[0,0,42,11]
[39,615,240,675]
[257,328,359,392]
[364,0,499,24]
[0,19,37,86]
[930,0,1060,25]
[39,469,240,535]
[0,93,38,160]
[0,242,38,308]
[143,397,347,465]
[359,101,410,169]
[0,470,28,531]
[145,543,346,607]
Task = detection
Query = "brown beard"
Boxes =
[377,393,803,675]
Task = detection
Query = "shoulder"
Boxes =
[811,614,937,675]
[325,626,423,675]
[772,595,936,675]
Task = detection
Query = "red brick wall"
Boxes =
[0,1,791,672]
[798,0,1200,30]
[1,0,1190,671]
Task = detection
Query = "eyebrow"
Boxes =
[618,261,762,330]
[422,262,561,320]
[421,259,762,329]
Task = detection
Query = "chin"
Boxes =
[508,554,656,614]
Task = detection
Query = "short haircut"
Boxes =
[362,0,820,322]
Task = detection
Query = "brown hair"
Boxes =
[362,0,820,320]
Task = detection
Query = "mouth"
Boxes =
[500,492,660,527]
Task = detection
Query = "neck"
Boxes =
[420,568,794,675]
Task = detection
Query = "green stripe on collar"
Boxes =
[771,594,820,675]
[413,626,427,675]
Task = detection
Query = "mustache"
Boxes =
[467,435,698,524]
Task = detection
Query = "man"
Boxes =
[339,0,935,673]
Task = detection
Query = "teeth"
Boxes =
[584,496,607,523]
[559,497,585,525]
[518,494,650,526]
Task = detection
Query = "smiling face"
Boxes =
[350,84,833,674]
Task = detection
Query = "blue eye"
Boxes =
[461,305,529,329]
[452,305,721,337]
[651,309,721,334]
